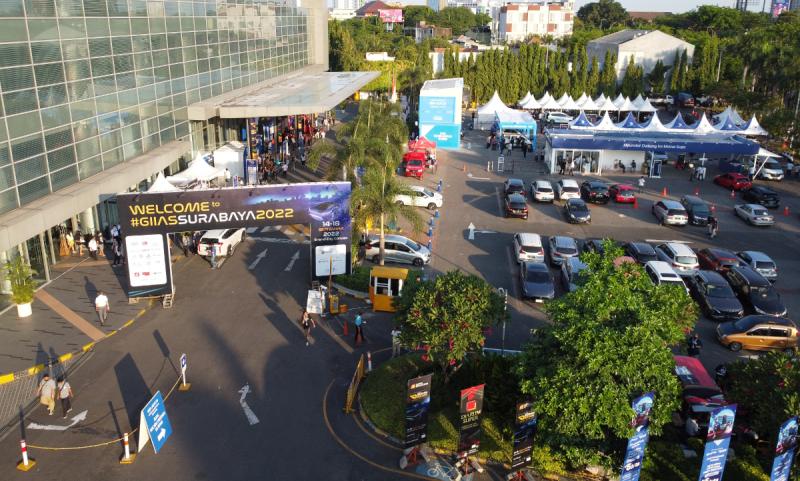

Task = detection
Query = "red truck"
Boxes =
[402,151,426,179]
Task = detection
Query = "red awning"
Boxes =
[408,136,437,151]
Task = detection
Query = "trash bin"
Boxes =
[329,294,339,314]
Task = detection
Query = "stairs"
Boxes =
[162,293,174,309]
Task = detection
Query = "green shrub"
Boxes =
[4,256,36,304]
[334,265,371,292]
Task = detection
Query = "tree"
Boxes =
[647,59,668,93]
[328,21,362,72]
[576,0,629,30]
[724,351,800,446]
[587,55,600,95]
[516,242,697,469]
[598,50,618,96]
[669,49,683,93]
[395,271,507,380]
[620,55,643,98]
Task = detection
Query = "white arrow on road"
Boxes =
[468,222,475,240]
[248,248,268,270]
[284,250,300,272]
[238,384,260,426]
[28,410,88,431]
[467,173,490,180]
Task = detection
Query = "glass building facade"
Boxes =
[0,0,312,215]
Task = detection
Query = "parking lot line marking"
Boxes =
[504,246,522,308]
[494,186,503,217]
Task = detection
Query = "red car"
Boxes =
[608,184,636,203]
[714,173,752,191]
[674,355,728,416]
[696,248,742,272]
[402,151,426,179]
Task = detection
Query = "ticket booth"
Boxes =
[369,266,408,312]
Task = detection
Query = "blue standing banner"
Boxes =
[620,392,655,481]
[697,405,737,481]
[138,391,173,454]
[770,417,798,481]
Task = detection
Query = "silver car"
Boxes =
[736,251,778,282]
[548,236,579,267]
[365,235,430,267]
[561,256,588,292]
[734,204,775,226]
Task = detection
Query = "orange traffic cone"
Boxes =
[710,204,716,213]
[730,189,735,199]
[694,186,700,196]
[633,197,639,209]
[784,206,790,217]
[661,187,668,197]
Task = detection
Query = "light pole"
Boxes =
[497,287,508,355]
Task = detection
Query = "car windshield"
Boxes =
[667,209,686,216]
[537,185,553,192]
[571,203,588,212]
[732,317,760,331]
[522,245,543,253]
[755,261,775,270]
[707,283,735,298]
[508,183,523,191]
[510,201,526,209]
[563,186,579,193]
[663,279,685,287]
[752,208,769,216]
[525,270,551,282]
[422,189,434,197]
[639,253,659,262]
[675,256,696,265]
[404,239,421,251]
[764,161,781,169]
[200,238,219,244]
[693,206,710,216]
[751,286,778,300]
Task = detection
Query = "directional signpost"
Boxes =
[138,391,173,454]
[179,353,190,391]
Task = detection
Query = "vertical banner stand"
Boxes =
[178,353,190,391]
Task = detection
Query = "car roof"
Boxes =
[383,234,414,243]
[201,229,228,238]
[553,235,576,246]
[731,266,770,285]
[664,242,695,256]
[566,256,587,269]
[506,178,524,185]
[584,181,606,187]
[681,195,705,205]
[697,270,727,285]
[559,179,579,187]
[727,315,796,333]
[702,248,737,259]
[517,233,543,246]
[750,186,776,194]
[661,200,684,209]
[523,262,549,272]
[742,203,767,210]
[629,242,655,253]
[739,250,772,261]
[611,183,633,189]
[408,185,429,193]
[645,261,680,276]
[507,193,526,202]
[728,172,747,178]
[566,198,586,205]
[673,355,717,389]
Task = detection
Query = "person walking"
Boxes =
[707,216,718,239]
[95,231,104,257]
[37,374,56,416]
[687,333,702,357]
[300,309,315,346]
[112,238,122,266]
[66,230,75,255]
[638,175,646,193]
[567,158,575,176]
[87,235,98,260]
[391,326,401,358]
[354,311,365,346]
[224,168,232,186]
[75,230,85,256]
[281,160,289,177]
[57,377,73,418]
[94,290,109,326]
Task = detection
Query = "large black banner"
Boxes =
[404,374,433,448]
[511,400,538,470]
[458,384,485,457]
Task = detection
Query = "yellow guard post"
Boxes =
[369,266,409,312]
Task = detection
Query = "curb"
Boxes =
[0,298,155,385]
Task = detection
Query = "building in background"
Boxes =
[329,8,358,20]
[429,48,476,75]
[355,0,403,30]
[497,1,575,43]
[406,21,453,44]
[419,78,463,149]
[627,11,669,23]
[587,29,695,82]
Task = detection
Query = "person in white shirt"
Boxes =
[87,236,98,260]
[57,377,73,418]
[94,291,109,326]
[391,328,402,358]
[37,374,56,415]
[224,168,232,185]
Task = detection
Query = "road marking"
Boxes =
[284,250,300,272]
[249,237,311,245]
[238,384,260,426]
[248,248,269,270]
[494,186,504,216]
[467,173,490,180]
[246,227,258,234]
[34,290,105,341]
[28,410,88,431]
[468,222,475,240]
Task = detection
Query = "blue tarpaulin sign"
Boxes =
[770,417,798,481]
[419,96,456,124]
[620,392,654,481]
[140,391,173,454]
[697,405,737,481]
[419,124,460,149]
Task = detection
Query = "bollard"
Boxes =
[730,189,735,199]
[434,209,440,218]
[661,187,668,197]
[427,226,433,237]
[16,439,36,471]
[784,206,790,217]
[633,197,638,209]
[342,317,349,336]
[437,180,443,192]
[367,351,373,372]
[120,432,136,464]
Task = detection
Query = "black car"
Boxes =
[564,198,591,223]
[686,270,744,321]
[504,178,526,197]
[625,242,658,264]
[742,186,780,209]
[504,193,528,219]
[580,181,610,204]
[583,238,621,255]
[723,266,787,317]
[680,195,711,226]
[520,262,555,301]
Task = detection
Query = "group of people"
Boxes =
[36,373,73,418]
[485,133,531,158]
[61,224,125,266]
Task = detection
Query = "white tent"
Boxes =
[578,96,599,111]
[476,91,516,129]
[713,106,746,126]
[495,109,536,127]
[741,115,769,136]
[518,91,532,107]
[631,94,645,110]
[575,92,588,105]
[638,98,657,113]
[596,96,619,112]
[555,93,572,106]
[540,96,564,110]
[618,97,637,112]
[612,93,626,108]
[594,112,619,131]
[692,113,717,135]
[641,114,669,132]
[537,91,552,105]
[594,93,606,104]
[167,157,224,186]
[560,96,582,111]
[147,172,180,192]
[520,96,542,110]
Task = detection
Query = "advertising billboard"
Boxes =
[770,417,798,481]
[419,124,460,149]
[772,0,790,17]
[378,9,403,23]
[620,393,655,481]
[420,96,457,125]
[697,405,737,481]
[511,400,538,470]
[125,234,173,298]
[404,374,433,448]
[458,384,485,457]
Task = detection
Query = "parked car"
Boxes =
[655,242,699,275]
[520,262,555,301]
[513,233,545,263]
[625,242,658,264]
[674,355,727,416]
[561,256,588,292]
[580,181,610,204]
[652,200,689,226]
[394,185,443,210]
[723,266,787,317]
[547,112,573,124]
[734,204,775,226]
[365,234,430,267]
[736,251,777,282]
[564,198,591,224]
[649,94,674,106]
[742,186,780,209]
[716,315,798,353]
[757,160,784,181]
[608,184,636,203]
[696,248,741,272]
[504,178,526,198]
[676,92,695,107]
[198,228,246,258]
[555,179,580,200]
[529,180,555,202]
[582,238,622,256]
[548,235,579,267]
[714,173,752,191]
[403,157,425,179]
[679,195,711,226]
[686,270,744,321]
[644,261,688,291]
[504,193,529,219]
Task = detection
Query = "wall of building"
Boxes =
[498,1,574,43]
[587,32,694,82]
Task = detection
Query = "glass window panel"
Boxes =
[88,37,111,57]
[169,62,184,78]
[66,79,93,101]
[102,146,122,166]
[132,36,150,53]
[47,145,75,170]
[150,33,166,50]
[118,88,137,108]
[69,99,96,120]
[116,72,135,90]
[38,83,68,107]
[138,85,155,103]
[99,129,120,151]
[159,127,174,143]
[7,112,41,139]
[58,17,85,38]
[84,17,108,37]
[72,118,97,142]
[40,104,71,129]
[4,90,38,115]
[18,176,50,205]
[90,56,114,77]
[142,132,158,151]
[120,121,140,141]
[153,65,168,81]
[178,1,190,16]
[166,33,181,48]
[163,0,176,16]
[34,62,65,85]
[75,137,99,159]
[92,75,115,95]
[122,140,142,160]
[31,42,62,63]
[175,120,188,139]
[0,143,9,165]
[0,44,31,68]
[0,188,18,214]
[55,0,83,16]
[64,59,91,81]
[25,0,56,16]
[0,0,25,16]
[27,18,59,40]
[148,16,164,33]
[50,164,77,191]
[0,67,34,92]
[112,36,132,54]
[0,19,27,42]
[130,0,146,17]
[95,92,118,113]
[0,165,14,190]
[113,54,133,73]
[133,53,152,70]
[168,48,183,64]
[77,155,101,179]
[97,111,120,133]
[61,38,88,58]
[11,134,44,161]
[109,17,129,35]
[107,0,126,16]
[44,126,72,150]
[14,155,47,183]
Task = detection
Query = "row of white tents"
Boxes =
[517,91,658,113]
[147,155,226,192]
[565,108,768,137]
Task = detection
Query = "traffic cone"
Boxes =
[694,186,700,196]
[784,206,790,217]
[711,204,716,213]
[730,189,735,199]
[633,197,638,209]
[661,187,668,197]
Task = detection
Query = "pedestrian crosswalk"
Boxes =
[246,226,282,234]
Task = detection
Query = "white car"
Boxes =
[529,180,555,202]
[395,185,443,210]
[644,261,688,292]
[555,179,580,200]
[654,242,699,275]
[547,112,573,124]
[364,234,430,267]
[734,203,775,226]
[513,233,545,263]
[758,160,784,181]
[197,228,246,257]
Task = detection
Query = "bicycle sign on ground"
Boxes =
[138,391,173,454]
